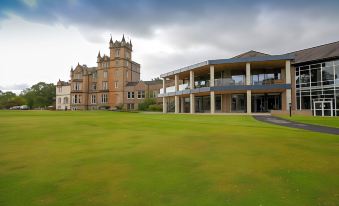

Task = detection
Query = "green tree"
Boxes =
[21,82,56,108]
[0,91,18,109]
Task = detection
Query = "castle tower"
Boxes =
[108,35,133,108]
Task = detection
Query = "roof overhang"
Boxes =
[160,54,295,78]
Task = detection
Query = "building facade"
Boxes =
[56,80,71,110]
[57,35,163,110]
[160,41,339,116]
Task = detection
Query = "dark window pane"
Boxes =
[310,68,321,86]
[335,66,339,84]
[322,66,335,85]
[300,69,310,87]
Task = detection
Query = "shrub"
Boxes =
[138,98,157,111]
[148,104,162,111]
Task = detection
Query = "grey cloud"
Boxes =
[0,83,30,91]
[1,0,339,79]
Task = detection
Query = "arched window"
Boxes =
[64,97,68,104]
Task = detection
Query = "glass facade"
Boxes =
[296,60,339,116]
[231,94,246,112]
[214,69,245,86]
[251,93,281,113]
[251,69,281,85]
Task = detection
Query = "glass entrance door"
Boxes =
[313,101,333,116]
[252,93,281,113]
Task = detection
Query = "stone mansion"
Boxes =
[56,35,163,110]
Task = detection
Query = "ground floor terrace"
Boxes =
[163,89,288,114]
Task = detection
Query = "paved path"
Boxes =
[253,115,339,135]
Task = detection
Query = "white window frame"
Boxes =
[72,95,81,104]
[127,92,135,99]
[74,82,81,91]
[101,94,108,103]
[91,95,96,104]
[102,81,108,90]
[137,90,145,99]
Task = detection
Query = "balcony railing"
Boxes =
[195,80,210,88]
[252,78,285,85]
[160,77,286,94]
[214,78,245,86]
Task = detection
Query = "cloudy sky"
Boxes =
[1,0,339,92]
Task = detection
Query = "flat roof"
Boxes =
[160,54,294,78]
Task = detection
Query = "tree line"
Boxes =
[0,82,56,109]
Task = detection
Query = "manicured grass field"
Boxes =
[0,111,338,206]
[280,115,339,128]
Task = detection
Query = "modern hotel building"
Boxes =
[159,41,339,116]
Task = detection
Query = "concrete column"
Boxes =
[285,60,291,84]
[210,65,215,87]
[163,97,167,113]
[247,90,251,114]
[180,97,184,113]
[190,70,194,89]
[162,78,167,113]
[175,96,179,113]
[246,63,251,85]
[210,91,215,114]
[174,74,179,91]
[162,78,166,94]
[190,93,195,114]
[286,89,291,111]
[174,74,179,113]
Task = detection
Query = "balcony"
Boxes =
[160,83,190,94]
[195,80,210,88]
[214,78,245,86]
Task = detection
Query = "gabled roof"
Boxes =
[232,50,270,59]
[57,80,70,86]
[288,41,339,64]
[160,53,294,78]
[126,82,139,87]
[73,64,97,74]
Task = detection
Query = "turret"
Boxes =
[70,66,74,79]
[97,51,101,63]
[109,36,113,48]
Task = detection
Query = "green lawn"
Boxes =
[277,115,339,128]
[0,111,338,206]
